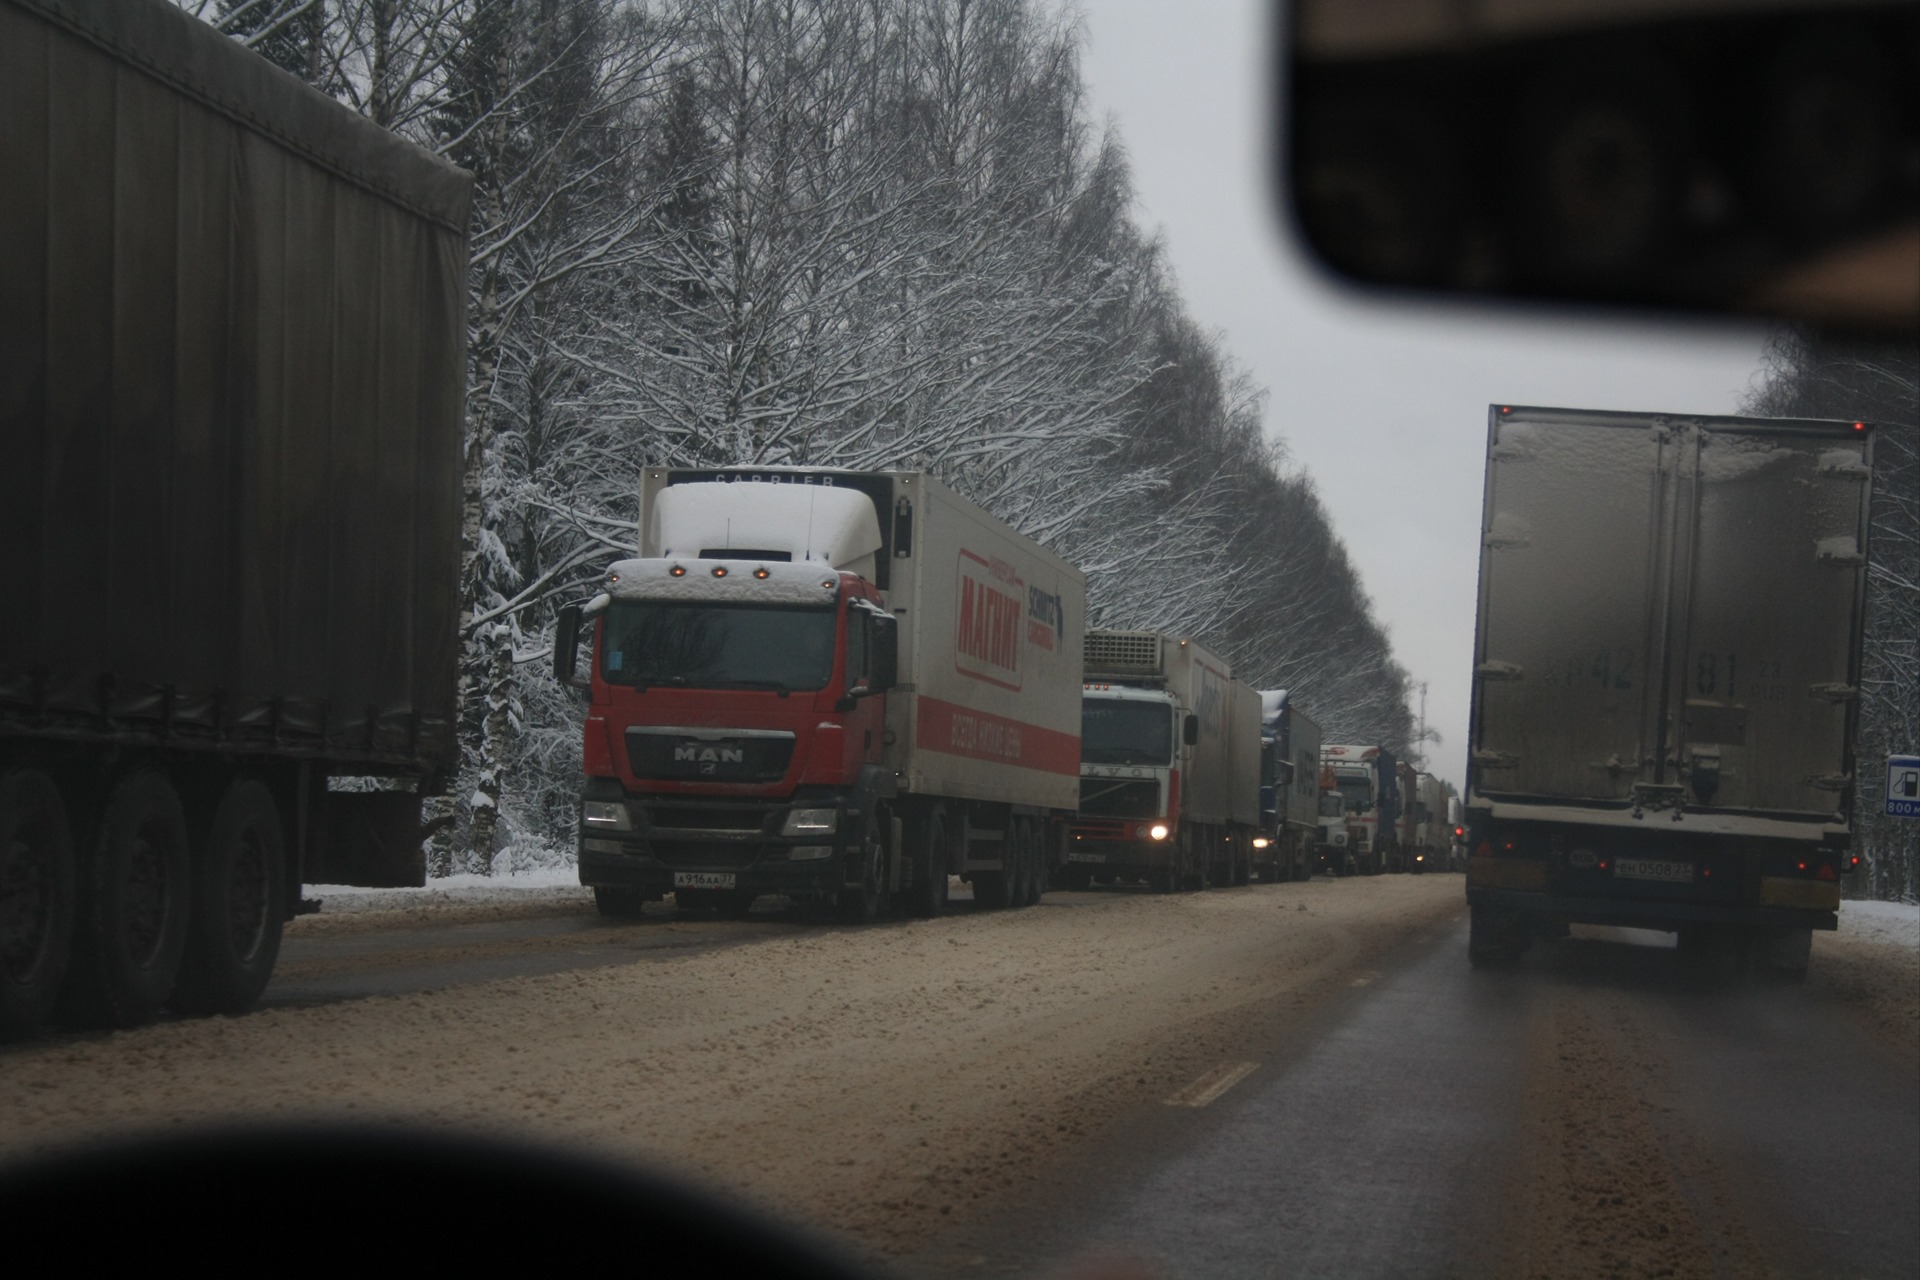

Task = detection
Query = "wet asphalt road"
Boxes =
[901,921,1919,1279]
[263,892,1916,1279]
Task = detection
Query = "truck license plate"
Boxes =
[672,871,736,890]
[1067,851,1107,864]
[1613,858,1692,884]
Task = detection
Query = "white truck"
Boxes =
[1466,406,1874,974]
[1317,744,1400,876]
[555,468,1086,921]
[1067,631,1261,891]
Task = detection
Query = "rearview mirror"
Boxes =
[869,614,899,693]
[553,604,584,688]
[1183,714,1199,746]
[1282,0,1917,332]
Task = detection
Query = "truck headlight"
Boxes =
[582,801,631,831]
[782,808,839,836]
[1252,837,1270,849]
[1149,824,1169,841]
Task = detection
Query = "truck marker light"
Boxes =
[1150,824,1170,841]
[1795,859,1808,872]
[754,567,770,579]
[711,565,728,578]
[1599,859,1610,871]
[669,564,687,577]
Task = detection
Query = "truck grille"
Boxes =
[644,802,780,834]
[625,728,794,782]
[1079,777,1161,819]
[1085,630,1161,675]
[645,839,766,871]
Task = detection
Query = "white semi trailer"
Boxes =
[557,468,1086,921]
[1067,631,1261,891]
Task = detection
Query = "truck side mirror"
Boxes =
[1183,714,1198,746]
[870,614,898,693]
[554,604,583,686]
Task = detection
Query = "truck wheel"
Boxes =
[1758,927,1812,983]
[1467,905,1522,968]
[170,779,285,1017]
[836,814,888,925]
[593,887,649,920]
[1,770,77,1042]
[61,772,192,1029]
[903,810,950,919]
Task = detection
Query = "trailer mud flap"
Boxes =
[310,792,427,888]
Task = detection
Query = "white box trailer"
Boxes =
[566,467,1084,919]
[1070,631,1261,889]
[1466,406,1874,973]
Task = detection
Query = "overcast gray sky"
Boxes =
[1072,0,1773,790]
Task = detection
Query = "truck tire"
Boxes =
[903,809,950,919]
[1,769,77,1042]
[170,779,285,1017]
[836,813,888,925]
[594,886,650,919]
[61,771,192,1029]
[1467,905,1523,968]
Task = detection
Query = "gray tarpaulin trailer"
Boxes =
[0,0,471,1037]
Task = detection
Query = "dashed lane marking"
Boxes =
[1164,1060,1259,1108]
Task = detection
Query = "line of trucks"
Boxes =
[0,0,1439,1044]
[5,0,1873,1045]
[550,468,1445,921]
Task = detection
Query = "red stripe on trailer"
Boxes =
[915,696,1080,776]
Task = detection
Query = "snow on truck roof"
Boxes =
[603,558,842,607]
[650,482,882,571]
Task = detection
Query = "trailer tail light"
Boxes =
[1847,853,1863,871]
[1453,826,1465,838]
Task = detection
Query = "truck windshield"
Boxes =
[599,601,837,692]
[1318,793,1346,818]
[1334,776,1373,814]
[1081,699,1172,765]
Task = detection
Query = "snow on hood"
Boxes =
[651,482,882,570]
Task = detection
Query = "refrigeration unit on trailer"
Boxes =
[1,0,469,1040]
[555,468,1086,922]
[1067,631,1261,891]
[1255,691,1322,882]
[1465,405,1874,975]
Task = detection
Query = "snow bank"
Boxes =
[304,865,587,914]
[1840,899,1919,951]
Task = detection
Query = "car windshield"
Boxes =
[1081,699,1172,765]
[14,3,1914,1279]
[598,601,836,692]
